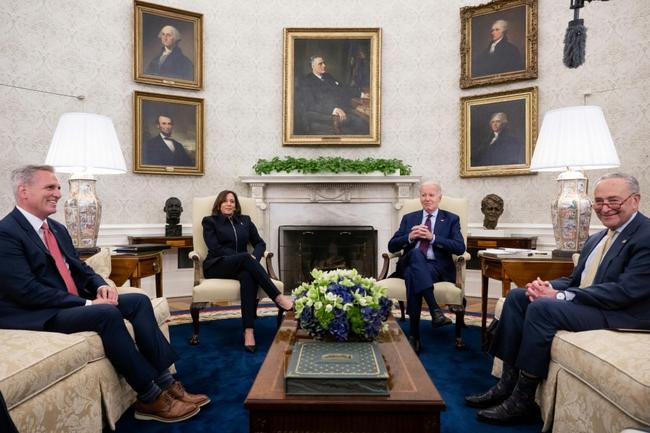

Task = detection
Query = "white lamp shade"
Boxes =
[530,106,620,172]
[46,112,126,174]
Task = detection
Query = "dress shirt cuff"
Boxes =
[564,291,576,301]
[85,299,92,306]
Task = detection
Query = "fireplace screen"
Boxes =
[279,226,377,292]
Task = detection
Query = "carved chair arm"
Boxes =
[378,250,403,280]
[189,250,205,286]
[263,251,279,280]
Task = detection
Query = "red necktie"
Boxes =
[419,214,433,256]
[42,222,79,295]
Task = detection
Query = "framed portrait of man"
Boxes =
[134,1,203,90]
[460,87,538,178]
[134,91,204,176]
[459,0,537,89]
[283,28,381,146]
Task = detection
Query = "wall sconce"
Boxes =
[530,106,620,256]
[45,113,126,252]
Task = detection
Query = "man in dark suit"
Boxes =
[297,55,369,135]
[388,181,466,353]
[471,112,524,167]
[145,25,194,81]
[466,173,650,425]
[143,114,194,167]
[473,19,524,77]
[0,165,209,423]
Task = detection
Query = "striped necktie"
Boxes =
[579,229,616,288]
[419,214,433,256]
[42,222,79,295]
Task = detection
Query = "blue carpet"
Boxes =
[110,317,543,433]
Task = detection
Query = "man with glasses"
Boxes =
[465,172,650,425]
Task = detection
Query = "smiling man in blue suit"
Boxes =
[466,173,650,425]
[0,165,209,423]
[388,180,466,353]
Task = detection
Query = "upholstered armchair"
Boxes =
[188,195,284,345]
[376,196,471,349]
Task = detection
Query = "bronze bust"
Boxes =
[481,194,504,229]
[164,197,183,236]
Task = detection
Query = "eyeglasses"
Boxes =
[592,193,636,211]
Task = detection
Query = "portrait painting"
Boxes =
[460,0,537,89]
[283,28,381,146]
[134,1,203,90]
[134,91,204,176]
[460,87,538,177]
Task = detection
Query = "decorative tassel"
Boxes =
[563,19,587,68]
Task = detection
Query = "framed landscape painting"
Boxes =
[460,87,538,178]
[283,28,381,146]
[134,1,203,90]
[134,91,204,176]
[459,0,537,89]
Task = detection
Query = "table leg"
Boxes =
[155,272,163,298]
[501,278,511,298]
[130,277,141,290]
[481,274,489,344]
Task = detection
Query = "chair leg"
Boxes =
[449,304,465,350]
[189,302,207,345]
[398,300,406,321]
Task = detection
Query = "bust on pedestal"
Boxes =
[164,197,183,236]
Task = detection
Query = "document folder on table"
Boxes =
[285,341,389,396]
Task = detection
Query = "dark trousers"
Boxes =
[403,251,443,339]
[204,253,281,329]
[490,288,608,378]
[0,390,18,433]
[44,293,177,394]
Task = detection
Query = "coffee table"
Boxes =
[244,314,445,433]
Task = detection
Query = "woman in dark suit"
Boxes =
[202,190,293,352]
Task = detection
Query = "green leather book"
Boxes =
[285,341,389,396]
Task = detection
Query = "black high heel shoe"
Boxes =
[243,332,256,353]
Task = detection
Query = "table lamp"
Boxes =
[45,113,126,253]
[530,106,620,256]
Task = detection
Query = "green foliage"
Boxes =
[253,156,411,176]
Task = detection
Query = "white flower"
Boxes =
[314,301,323,310]
[325,304,333,312]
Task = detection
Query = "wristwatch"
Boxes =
[555,291,567,300]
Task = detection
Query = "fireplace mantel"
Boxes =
[240,175,420,210]
[239,175,421,274]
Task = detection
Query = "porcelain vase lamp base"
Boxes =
[64,173,102,253]
[551,170,592,257]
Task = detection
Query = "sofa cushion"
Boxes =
[84,247,116,288]
[0,330,90,409]
[551,329,650,425]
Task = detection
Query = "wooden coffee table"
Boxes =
[244,314,445,433]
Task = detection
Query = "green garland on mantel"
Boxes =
[253,157,412,176]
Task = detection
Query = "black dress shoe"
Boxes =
[431,309,452,328]
[465,386,511,408]
[407,336,421,354]
[244,343,256,353]
[476,395,540,425]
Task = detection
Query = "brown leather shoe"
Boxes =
[167,381,211,407]
[134,390,200,423]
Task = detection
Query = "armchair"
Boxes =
[377,196,470,349]
[188,195,284,345]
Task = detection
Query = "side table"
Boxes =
[110,251,164,298]
[128,235,193,269]
[479,253,575,342]
[466,236,537,270]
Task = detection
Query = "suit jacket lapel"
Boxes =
[433,210,448,236]
[11,208,50,256]
[597,214,643,278]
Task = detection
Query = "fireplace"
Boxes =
[279,225,377,292]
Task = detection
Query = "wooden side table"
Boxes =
[110,251,164,298]
[479,254,575,341]
[128,235,193,249]
[466,236,537,270]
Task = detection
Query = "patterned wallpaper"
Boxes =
[1,0,648,228]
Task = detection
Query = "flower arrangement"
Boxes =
[292,268,393,342]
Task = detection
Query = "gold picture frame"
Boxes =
[134,1,203,90]
[460,86,538,178]
[134,91,204,176]
[460,0,537,89]
[283,28,381,146]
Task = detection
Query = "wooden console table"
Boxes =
[479,253,575,341]
[245,314,445,433]
[110,252,164,298]
[466,236,537,270]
